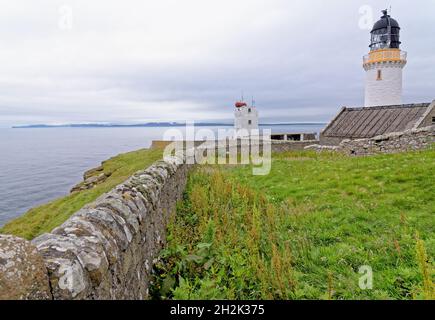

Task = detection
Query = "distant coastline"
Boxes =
[12,122,326,129]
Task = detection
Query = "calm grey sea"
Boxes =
[0,124,325,227]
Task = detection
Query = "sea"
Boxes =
[0,123,325,227]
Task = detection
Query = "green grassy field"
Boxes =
[152,149,434,300]
[0,148,162,240]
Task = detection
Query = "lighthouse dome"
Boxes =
[371,12,400,32]
[370,10,401,51]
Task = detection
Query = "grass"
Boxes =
[0,148,162,240]
[152,148,434,300]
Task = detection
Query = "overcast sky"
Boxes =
[0,0,434,127]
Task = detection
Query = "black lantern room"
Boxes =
[370,9,401,51]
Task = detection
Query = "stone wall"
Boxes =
[210,139,319,153]
[0,235,51,299]
[271,140,318,152]
[318,135,347,146]
[0,156,189,300]
[152,139,319,153]
[308,125,434,156]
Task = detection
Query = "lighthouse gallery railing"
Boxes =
[363,49,407,65]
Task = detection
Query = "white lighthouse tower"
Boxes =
[234,99,259,138]
[363,10,407,107]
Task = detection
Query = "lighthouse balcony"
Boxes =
[363,49,407,66]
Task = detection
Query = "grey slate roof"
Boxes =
[322,103,431,138]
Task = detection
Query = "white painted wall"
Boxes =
[364,61,405,107]
[234,106,259,137]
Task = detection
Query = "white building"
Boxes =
[234,101,259,138]
[363,10,407,107]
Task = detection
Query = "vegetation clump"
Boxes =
[152,149,434,299]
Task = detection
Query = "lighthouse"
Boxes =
[320,9,435,146]
[234,99,259,138]
[363,9,407,107]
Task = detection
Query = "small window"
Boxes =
[248,120,252,125]
[432,116,435,124]
[248,108,251,113]
[376,70,382,81]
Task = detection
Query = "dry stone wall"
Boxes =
[0,235,51,300]
[271,140,319,152]
[153,139,319,153]
[0,155,189,300]
[307,125,434,155]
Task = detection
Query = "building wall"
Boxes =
[271,133,317,141]
[418,104,435,128]
[234,106,259,137]
[364,61,405,107]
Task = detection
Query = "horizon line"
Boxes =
[11,121,327,129]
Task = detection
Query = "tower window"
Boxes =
[376,70,382,80]
[248,120,252,125]
[248,108,251,113]
[432,117,435,124]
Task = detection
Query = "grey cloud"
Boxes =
[0,0,433,127]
